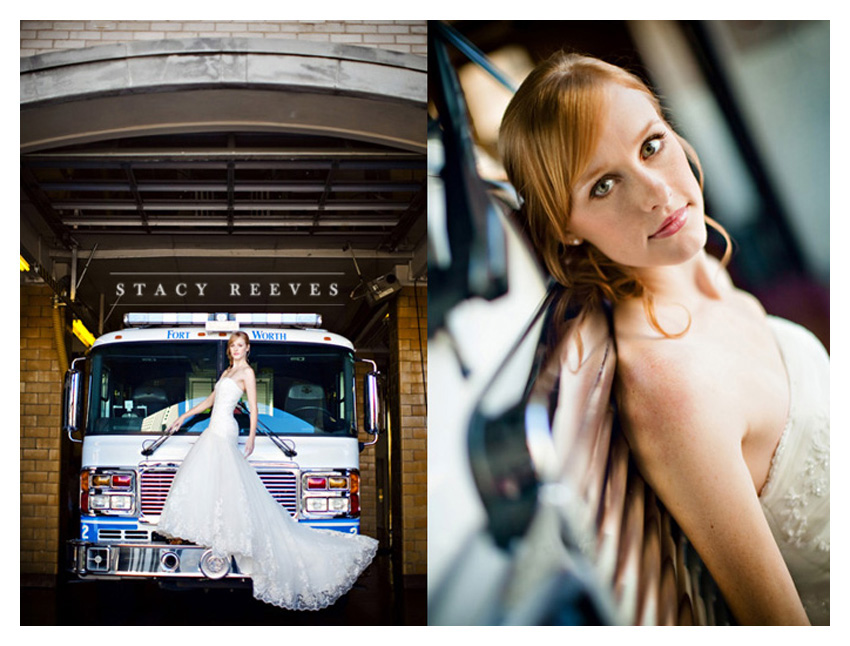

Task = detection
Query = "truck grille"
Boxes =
[139,466,175,519]
[99,529,152,542]
[139,464,299,520]
[255,470,299,514]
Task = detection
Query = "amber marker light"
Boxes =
[92,474,111,487]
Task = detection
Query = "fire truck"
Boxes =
[62,312,381,582]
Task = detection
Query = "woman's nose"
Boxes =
[637,168,672,211]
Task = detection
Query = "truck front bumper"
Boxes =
[69,540,247,581]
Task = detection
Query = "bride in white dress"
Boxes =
[157,332,378,611]
[499,53,828,624]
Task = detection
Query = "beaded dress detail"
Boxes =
[157,376,378,611]
[759,317,829,625]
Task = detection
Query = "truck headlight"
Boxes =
[81,468,137,516]
[306,498,329,512]
[301,469,358,518]
[328,497,350,513]
[110,495,133,511]
[90,495,109,510]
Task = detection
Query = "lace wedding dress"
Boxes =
[759,316,829,625]
[157,375,378,611]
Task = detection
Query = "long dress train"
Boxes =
[157,375,379,610]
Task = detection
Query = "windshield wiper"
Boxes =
[140,414,208,457]
[237,402,297,458]
[141,407,297,459]
[140,428,171,457]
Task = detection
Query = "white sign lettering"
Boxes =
[115,281,340,300]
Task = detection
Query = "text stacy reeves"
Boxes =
[115,282,340,298]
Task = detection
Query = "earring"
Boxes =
[568,236,583,246]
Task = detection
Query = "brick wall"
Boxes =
[20,285,65,583]
[20,20,426,57]
[392,286,427,577]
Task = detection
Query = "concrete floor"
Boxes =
[21,553,425,626]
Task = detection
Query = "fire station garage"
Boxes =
[20,22,426,625]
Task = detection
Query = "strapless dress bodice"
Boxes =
[759,316,829,625]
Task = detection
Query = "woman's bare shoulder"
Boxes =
[615,330,743,458]
[239,365,257,383]
[228,365,256,388]
[616,336,702,416]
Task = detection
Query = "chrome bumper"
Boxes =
[68,540,247,580]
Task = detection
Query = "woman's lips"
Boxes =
[649,206,688,239]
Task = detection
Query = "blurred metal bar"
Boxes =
[433,21,518,93]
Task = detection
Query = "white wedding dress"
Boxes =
[157,375,378,611]
[758,316,829,625]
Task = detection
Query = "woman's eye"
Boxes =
[641,135,664,159]
[591,177,614,198]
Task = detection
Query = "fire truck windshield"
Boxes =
[86,340,357,437]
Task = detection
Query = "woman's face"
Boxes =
[229,336,249,362]
[567,83,706,271]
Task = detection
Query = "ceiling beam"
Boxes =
[47,247,415,260]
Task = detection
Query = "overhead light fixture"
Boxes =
[345,243,402,307]
[363,273,401,306]
[20,255,30,272]
[72,319,95,347]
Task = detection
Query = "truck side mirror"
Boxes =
[63,358,85,443]
[363,370,380,435]
[358,359,381,449]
